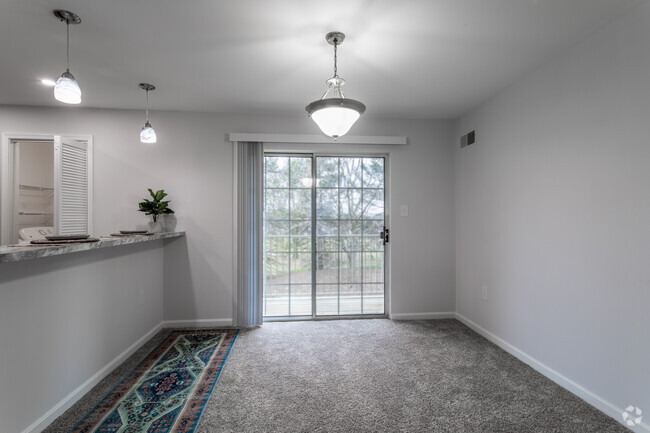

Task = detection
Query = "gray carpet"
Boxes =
[44,319,626,432]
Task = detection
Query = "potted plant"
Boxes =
[138,188,175,232]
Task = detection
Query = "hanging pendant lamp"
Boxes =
[306,32,366,139]
[53,10,82,104]
[139,83,157,143]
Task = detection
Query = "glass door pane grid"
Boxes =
[263,156,313,318]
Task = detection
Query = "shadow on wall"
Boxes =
[162,216,232,323]
[163,234,194,321]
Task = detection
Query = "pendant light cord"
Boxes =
[333,41,338,78]
[145,90,150,122]
[66,19,70,71]
[332,39,343,98]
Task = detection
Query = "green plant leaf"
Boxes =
[139,188,174,221]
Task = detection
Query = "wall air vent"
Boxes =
[460,130,476,148]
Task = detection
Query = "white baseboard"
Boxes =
[22,321,165,433]
[390,312,456,320]
[455,313,649,433]
[162,318,233,328]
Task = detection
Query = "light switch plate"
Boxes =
[400,205,409,217]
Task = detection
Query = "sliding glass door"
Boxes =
[263,154,386,319]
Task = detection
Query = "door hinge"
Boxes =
[380,226,389,245]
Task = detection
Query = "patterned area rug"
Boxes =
[70,329,239,433]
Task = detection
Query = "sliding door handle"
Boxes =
[380,226,389,245]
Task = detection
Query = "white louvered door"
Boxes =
[54,136,94,235]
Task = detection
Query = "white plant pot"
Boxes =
[160,214,177,232]
[148,221,163,233]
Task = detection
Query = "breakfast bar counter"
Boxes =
[0,231,185,263]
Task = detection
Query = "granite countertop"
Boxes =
[0,231,185,263]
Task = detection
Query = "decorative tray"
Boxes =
[31,237,100,245]
[45,234,90,241]
[119,230,148,234]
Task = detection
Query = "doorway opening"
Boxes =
[16,141,55,242]
[263,154,388,319]
[1,133,93,245]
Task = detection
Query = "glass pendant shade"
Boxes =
[306,98,365,139]
[140,122,157,143]
[54,70,81,104]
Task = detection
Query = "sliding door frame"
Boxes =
[263,151,391,322]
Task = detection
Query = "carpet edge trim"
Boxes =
[455,313,649,433]
[22,321,165,433]
[390,312,456,320]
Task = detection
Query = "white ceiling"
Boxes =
[0,0,646,119]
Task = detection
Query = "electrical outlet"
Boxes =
[139,289,145,305]
[481,286,488,301]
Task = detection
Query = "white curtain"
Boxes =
[235,141,263,327]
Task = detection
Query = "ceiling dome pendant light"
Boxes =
[139,83,157,143]
[53,10,82,104]
[306,32,366,139]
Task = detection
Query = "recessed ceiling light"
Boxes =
[41,79,56,86]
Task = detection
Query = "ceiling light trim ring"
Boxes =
[325,32,345,46]
[53,10,81,25]
[139,83,156,91]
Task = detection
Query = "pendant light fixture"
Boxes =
[305,32,366,139]
[139,83,157,143]
[53,10,82,104]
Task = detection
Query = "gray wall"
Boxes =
[0,242,164,433]
[455,1,650,418]
[0,106,456,323]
